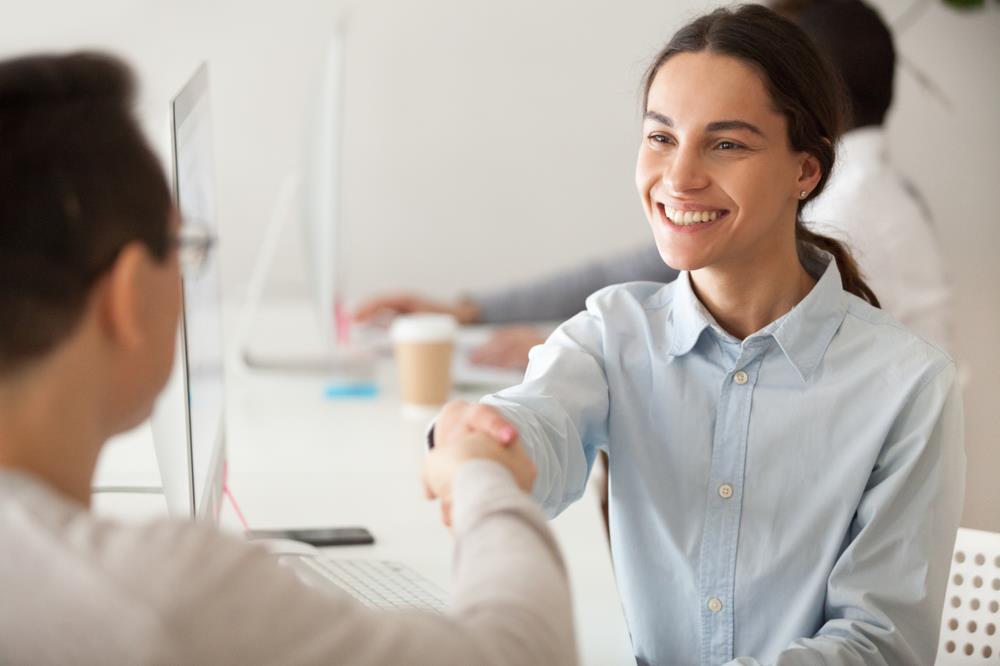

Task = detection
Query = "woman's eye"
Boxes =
[716,140,742,151]
[647,133,674,148]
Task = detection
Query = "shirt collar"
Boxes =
[769,253,849,381]
[668,270,715,358]
[668,252,848,382]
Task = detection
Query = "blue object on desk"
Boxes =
[324,382,379,399]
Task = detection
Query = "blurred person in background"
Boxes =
[356,0,951,369]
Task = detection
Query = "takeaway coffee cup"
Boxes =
[391,314,457,407]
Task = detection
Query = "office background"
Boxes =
[3,0,998,531]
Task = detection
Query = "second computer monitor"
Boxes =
[169,63,226,522]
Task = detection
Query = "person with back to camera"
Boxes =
[431,5,964,664]
[356,0,952,371]
[0,52,575,665]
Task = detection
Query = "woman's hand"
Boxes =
[425,400,528,528]
[435,400,519,448]
[422,429,536,528]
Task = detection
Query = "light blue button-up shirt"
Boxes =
[483,254,965,665]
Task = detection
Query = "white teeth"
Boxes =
[661,205,722,226]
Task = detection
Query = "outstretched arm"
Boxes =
[435,306,612,518]
[166,434,575,666]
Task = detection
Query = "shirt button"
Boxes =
[707,597,724,613]
[718,483,734,499]
[733,370,749,385]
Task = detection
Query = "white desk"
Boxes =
[95,308,634,665]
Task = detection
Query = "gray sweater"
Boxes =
[472,242,677,324]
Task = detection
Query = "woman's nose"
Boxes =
[663,146,709,194]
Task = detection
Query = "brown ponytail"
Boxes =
[644,5,880,308]
[796,226,880,308]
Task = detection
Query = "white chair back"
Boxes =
[937,527,1000,663]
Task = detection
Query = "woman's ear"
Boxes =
[96,242,150,350]
[796,152,823,198]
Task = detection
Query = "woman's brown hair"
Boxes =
[643,4,880,307]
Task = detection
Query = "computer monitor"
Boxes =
[152,63,226,522]
[302,33,345,347]
[238,28,376,376]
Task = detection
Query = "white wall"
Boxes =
[3,0,998,530]
[881,0,1000,532]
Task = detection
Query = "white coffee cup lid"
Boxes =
[390,313,458,343]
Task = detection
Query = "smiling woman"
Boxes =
[433,4,966,665]
[637,10,879,340]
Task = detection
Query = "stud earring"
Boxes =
[799,190,808,199]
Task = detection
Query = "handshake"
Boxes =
[421,401,537,527]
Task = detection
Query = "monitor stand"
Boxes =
[233,173,377,380]
[241,346,376,377]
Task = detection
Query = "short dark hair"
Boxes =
[0,52,173,373]
[770,0,896,129]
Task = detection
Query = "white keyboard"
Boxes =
[283,555,449,612]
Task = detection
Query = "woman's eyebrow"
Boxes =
[705,119,765,136]
[644,111,673,126]
[643,111,765,138]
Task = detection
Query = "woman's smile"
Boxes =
[655,201,731,233]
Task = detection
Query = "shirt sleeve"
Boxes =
[470,242,677,324]
[481,303,612,518]
[722,363,966,666]
[152,461,576,666]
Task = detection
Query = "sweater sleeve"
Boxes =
[152,461,576,666]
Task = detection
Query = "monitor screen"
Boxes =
[171,63,226,521]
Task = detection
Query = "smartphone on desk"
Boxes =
[247,526,375,547]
